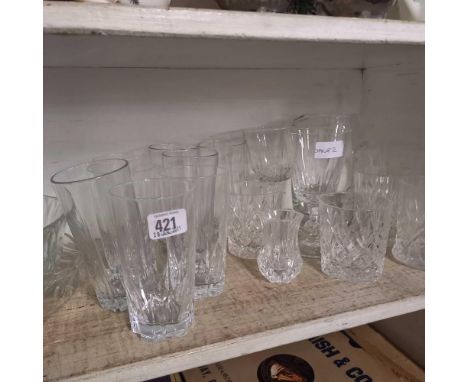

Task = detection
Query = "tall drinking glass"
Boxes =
[109,178,197,340]
[392,176,425,270]
[199,132,249,188]
[245,121,293,182]
[162,147,219,170]
[163,166,228,299]
[289,114,354,258]
[148,143,196,172]
[228,180,287,259]
[319,192,392,282]
[93,147,154,180]
[51,159,130,311]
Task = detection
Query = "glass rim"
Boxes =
[245,124,290,135]
[51,159,129,185]
[109,178,195,202]
[148,143,196,151]
[198,136,246,148]
[318,192,392,212]
[161,147,218,158]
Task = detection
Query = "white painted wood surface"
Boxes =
[44,1,424,44]
[43,67,362,194]
[43,256,424,382]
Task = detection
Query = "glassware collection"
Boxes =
[44,113,425,341]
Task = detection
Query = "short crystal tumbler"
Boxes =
[392,176,425,270]
[319,192,392,282]
[51,159,130,311]
[109,178,197,340]
[163,166,228,299]
[228,180,286,259]
[257,210,303,283]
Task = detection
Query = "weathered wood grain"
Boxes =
[43,1,424,44]
[44,256,424,382]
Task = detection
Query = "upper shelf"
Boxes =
[44,1,424,44]
[44,255,424,382]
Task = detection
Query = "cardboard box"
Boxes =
[146,328,420,382]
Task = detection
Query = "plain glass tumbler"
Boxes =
[257,210,304,283]
[199,132,249,188]
[109,178,197,340]
[319,192,392,282]
[51,159,130,311]
[149,143,196,172]
[163,166,228,299]
[228,180,287,259]
[93,147,154,180]
[392,176,425,270]
[289,114,354,259]
[162,147,219,170]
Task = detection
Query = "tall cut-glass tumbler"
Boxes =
[392,176,425,270]
[51,159,130,311]
[109,178,197,340]
[163,166,228,299]
[319,192,392,282]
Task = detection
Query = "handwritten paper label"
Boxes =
[147,209,187,240]
[314,141,344,159]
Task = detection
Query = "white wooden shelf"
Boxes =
[43,1,424,69]
[44,255,424,382]
[44,1,424,44]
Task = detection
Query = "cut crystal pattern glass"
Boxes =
[51,159,130,311]
[257,210,303,283]
[319,192,392,282]
[109,178,197,340]
[163,166,228,299]
[43,195,80,319]
[392,176,425,270]
[228,180,287,259]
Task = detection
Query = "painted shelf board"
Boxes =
[44,255,424,382]
[44,2,424,44]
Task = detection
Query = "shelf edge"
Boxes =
[59,295,424,382]
[43,2,425,45]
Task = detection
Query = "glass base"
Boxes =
[228,238,259,260]
[321,254,384,283]
[130,311,194,341]
[96,293,128,312]
[392,248,425,271]
[258,258,303,284]
[194,281,224,300]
